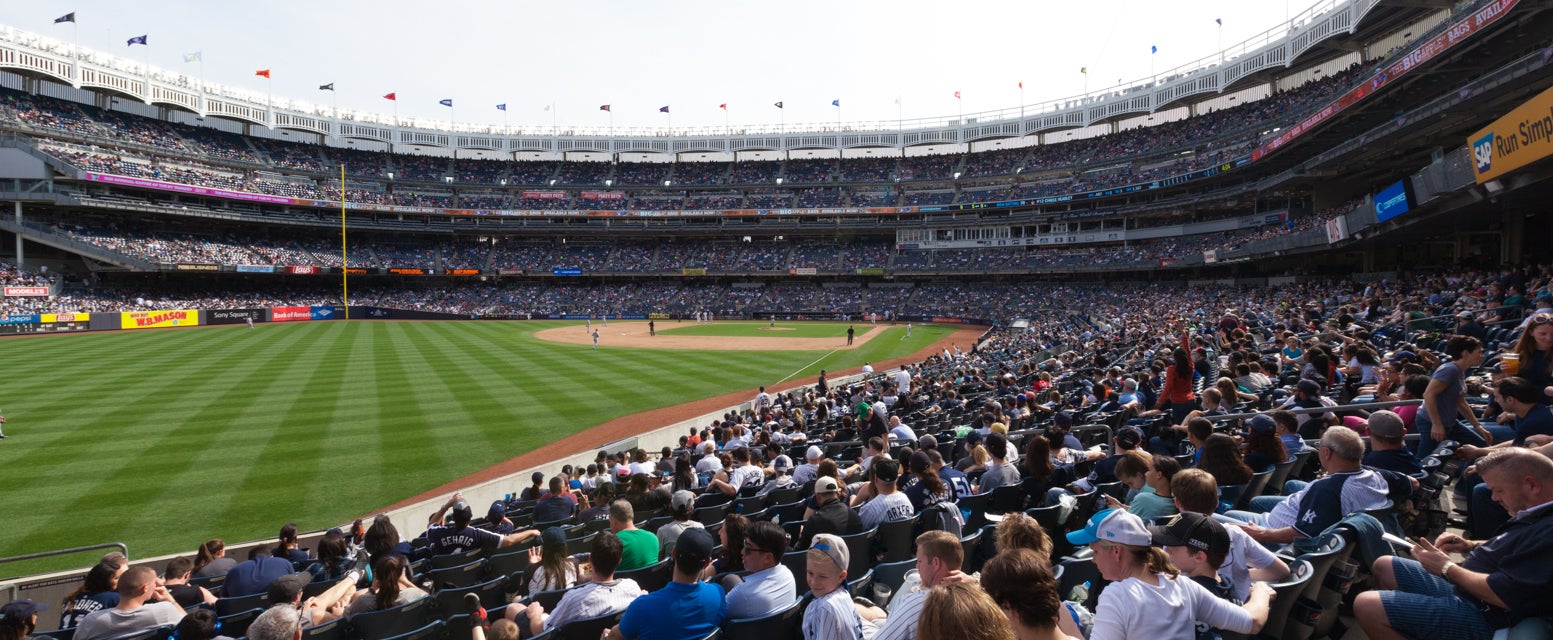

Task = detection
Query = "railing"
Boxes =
[1209,399,1422,423]
[0,542,128,603]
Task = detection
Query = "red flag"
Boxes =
[719,103,727,110]
[1018,81,1023,89]
[255,69,271,78]
[383,93,396,101]
[954,91,961,100]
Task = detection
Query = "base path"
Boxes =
[373,323,986,515]
[533,321,887,351]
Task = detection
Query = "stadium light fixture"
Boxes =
[664,180,672,186]
[500,179,507,186]
[444,177,454,184]
[775,177,784,185]
[387,172,395,180]
[953,172,962,179]
[605,179,613,187]
[549,179,557,186]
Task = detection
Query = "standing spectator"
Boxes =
[1417,336,1491,457]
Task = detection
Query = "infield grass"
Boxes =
[0,320,949,576]
[659,320,870,339]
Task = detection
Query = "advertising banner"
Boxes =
[788,268,818,276]
[120,309,198,330]
[3,287,48,297]
[1326,215,1350,244]
[41,313,89,323]
[310,306,337,321]
[271,306,312,322]
[387,268,427,275]
[285,266,320,275]
[553,268,582,276]
[206,309,264,325]
[1,314,41,324]
[521,190,568,199]
[175,264,221,272]
[497,269,525,276]
[236,265,276,273]
[579,191,626,200]
[856,268,885,276]
[1204,250,1219,264]
[444,269,481,276]
[682,268,708,276]
[1470,82,1553,183]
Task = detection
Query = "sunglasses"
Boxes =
[1530,313,1553,326]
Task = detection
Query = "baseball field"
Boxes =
[0,319,963,577]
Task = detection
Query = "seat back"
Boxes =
[869,559,916,607]
[214,592,269,617]
[102,625,173,640]
[1055,556,1107,610]
[957,491,993,530]
[837,528,877,579]
[988,485,1026,514]
[696,502,733,527]
[349,595,438,640]
[769,500,807,524]
[434,576,508,615]
[376,619,444,640]
[780,550,810,598]
[427,559,486,590]
[616,557,674,593]
[1237,468,1274,510]
[486,547,533,584]
[429,547,484,571]
[722,597,805,640]
[876,515,919,563]
[1263,560,1315,640]
[216,608,265,639]
[557,611,625,640]
[301,618,346,640]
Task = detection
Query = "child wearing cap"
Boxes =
[1151,512,1237,602]
[1066,509,1273,640]
[802,534,866,640]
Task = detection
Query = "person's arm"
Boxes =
[1245,540,1292,583]
[498,529,540,548]
[1411,537,1508,609]
[1422,378,1449,442]
[429,493,462,525]
[1240,522,1302,544]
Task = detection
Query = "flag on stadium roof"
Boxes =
[774,101,783,109]
[831,99,840,107]
[319,83,335,91]
[183,52,202,63]
[383,92,396,101]
[439,99,453,107]
[496,104,506,111]
[126,35,147,46]
[1216,18,1223,26]
[255,69,271,78]
[599,104,611,111]
[719,103,727,110]
[1081,67,1087,74]
[659,105,669,113]
[55,13,75,24]
[1151,45,1158,54]
[1018,81,1023,89]
[544,104,551,111]
[954,91,961,100]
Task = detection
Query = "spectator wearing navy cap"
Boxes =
[486,501,516,534]
[1,599,47,640]
[608,528,724,640]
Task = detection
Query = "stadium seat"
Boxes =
[837,528,877,580]
[564,531,598,556]
[769,500,807,524]
[876,515,919,563]
[734,494,766,515]
[102,626,172,640]
[615,557,673,593]
[1236,469,1274,511]
[957,491,994,530]
[695,501,733,526]
[33,628,75,640]
[434,576,507,615]
[780,550,810,597]
[189,573,225,596]
[1266,453,1306,496]
[427,559,486,590]
[780,521,806,548]
[486,547,532,584]
[556,611,624,640]
[374,619,445,640]
[722,597,804,640]
[216,608,264,639]
[640,515,675,534]
[215,592,269,617]
[847,568,873,598]
[301,618,346,640]
[524,588,569,612]
[429,547,484,571]
[1262,559,1315,640]
[1057,556,1107,610]
[349,596,439,640]
[988,485,1027,514]
[765,486,801,506]
[869,559,916,607]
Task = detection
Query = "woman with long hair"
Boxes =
[1241,417,1289,472]
[903,452,954,512]
[58,557,126,629]
[192,539,235,578]
[307,531,355,583]
[1068,509,1272,640]
[345,554,426,618]
[701,513,749,580]
[1021,435,1074,510]
[527,528,580,594]
[672,454,698,492]
[1214,378,1256,408]
[1196,433,1254,487]
[1417,335,1490,456]
[1155,341,1198,427]
[1508,312,1553,403]
[982,549,1085,640]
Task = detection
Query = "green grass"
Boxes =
[658,320,890,339]
[0,320,947,577]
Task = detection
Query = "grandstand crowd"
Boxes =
[7,258,1553,640]
[0,59,1377,217]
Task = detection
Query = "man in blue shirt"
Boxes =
[1362,411,1421,475]
[609,527,725,640]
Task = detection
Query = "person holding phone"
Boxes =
[1355,448,1553,640]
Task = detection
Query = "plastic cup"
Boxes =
[1502,353,1520,376]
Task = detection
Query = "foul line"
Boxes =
[776,346,846,385]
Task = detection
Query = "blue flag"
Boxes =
[1151,45,1157,54]
[439,99,453,107]
[659,105,669,113]
[54,12,75,24]
[1216,18,1222,26]
[127,35,147,46]
[832,99,840,107]
[495,103,506,111]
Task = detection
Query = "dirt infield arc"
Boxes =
[533,321,888,351]
[375,323,986,514]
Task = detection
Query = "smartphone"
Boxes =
[1381,533,1416,550]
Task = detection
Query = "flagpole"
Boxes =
[71,21,80,85]
[450,104,457,160]
[340,164,349,320]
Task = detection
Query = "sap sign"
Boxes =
[1374,180,1413,224]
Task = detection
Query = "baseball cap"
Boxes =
[541,526,567,552]
[872,458,900,483]
[449,499,473,523]
[908,451,933,475]
[1054,412,1073,428]
[266,571,313,604]
[487,501,506,523]
[0,599,47,625]
[531,471,544,484]
[1066,508,1152,547]
[809,533,849,572]
[671,490,696,512]
[1115,426,1143,449]
[674,528,715,565]
[1149,512,1230,557]
[814,476,841,495]
[1457,311,1474,319]
[616,466,631,479]
[918,434,938,450]
[1247,414,1277,435]
[1366,410,1406,440]
[773,455,794,474]
[1295,379,1323,397]
[805,445,823,461]
[1388,350,1418,364]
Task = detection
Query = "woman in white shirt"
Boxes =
[1066,509,1273,640]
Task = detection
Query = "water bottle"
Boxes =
[1068,580,1091,604]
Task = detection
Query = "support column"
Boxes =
[14,201,22,268]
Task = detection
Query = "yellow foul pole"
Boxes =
[340,164,349,319]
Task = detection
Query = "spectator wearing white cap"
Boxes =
[657,490,705,559]
[794,447,823,486]
[1067,509,1272,640]
[800,477,862,549]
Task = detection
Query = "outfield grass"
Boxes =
[659,321,871,339]
[0,320,947,576]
